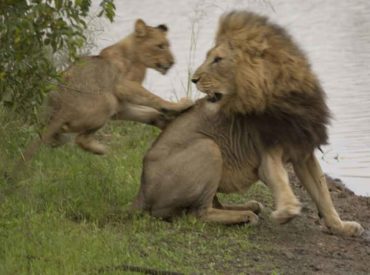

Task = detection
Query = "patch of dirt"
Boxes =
[229,169,370,275]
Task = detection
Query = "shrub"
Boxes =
[0,0,115,122]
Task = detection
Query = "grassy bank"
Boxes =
[0,109,276,274]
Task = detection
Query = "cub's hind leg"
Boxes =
[20,116,66,162]
[293,153,364,237]
[75,129,107,155]
[9,117,65,180]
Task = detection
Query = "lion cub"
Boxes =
[21,19,192,162]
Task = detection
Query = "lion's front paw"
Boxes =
[329,221,364,237]
[272,202,301,224]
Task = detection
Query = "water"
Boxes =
[90,0,370,196]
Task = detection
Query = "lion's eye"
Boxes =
[213,56,223,64]
[157,44,165,49]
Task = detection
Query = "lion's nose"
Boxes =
[191,77,200,84]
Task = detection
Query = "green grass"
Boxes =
[0,108,276,274]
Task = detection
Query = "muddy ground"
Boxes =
[234,168,370,275]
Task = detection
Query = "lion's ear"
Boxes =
[135,19,147,37]
[157,24,168,32]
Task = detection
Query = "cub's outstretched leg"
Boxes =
[115,80,193,114]
[293,154,364,237]
[112,103,172,129]
[259,147,302,224]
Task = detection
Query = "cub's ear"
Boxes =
[157,24,168,32]
[135,19,147,37]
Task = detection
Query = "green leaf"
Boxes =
[99,0,116,22]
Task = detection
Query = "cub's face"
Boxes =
[192,43,237,102]
[134,19,174,75]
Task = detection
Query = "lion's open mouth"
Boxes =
[207,92,223,103]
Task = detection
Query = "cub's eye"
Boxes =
[157,44,165,49]
[213,56,223,64]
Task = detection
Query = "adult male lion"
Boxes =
[22,19,191,160]
[133,11,364,237]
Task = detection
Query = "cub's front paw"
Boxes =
[177,97,194,110]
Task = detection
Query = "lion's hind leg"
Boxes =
[196,207,259,225]
[259,147,302,224]
[140,138,259,225]
[213,196,263,215]
[149,204,259,225]
[293,154,364,237]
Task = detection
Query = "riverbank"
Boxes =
[0,116,369,274]
[245,171,370,274]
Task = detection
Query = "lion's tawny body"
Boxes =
[134,11,364,237]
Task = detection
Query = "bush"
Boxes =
[0,0,116,122]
